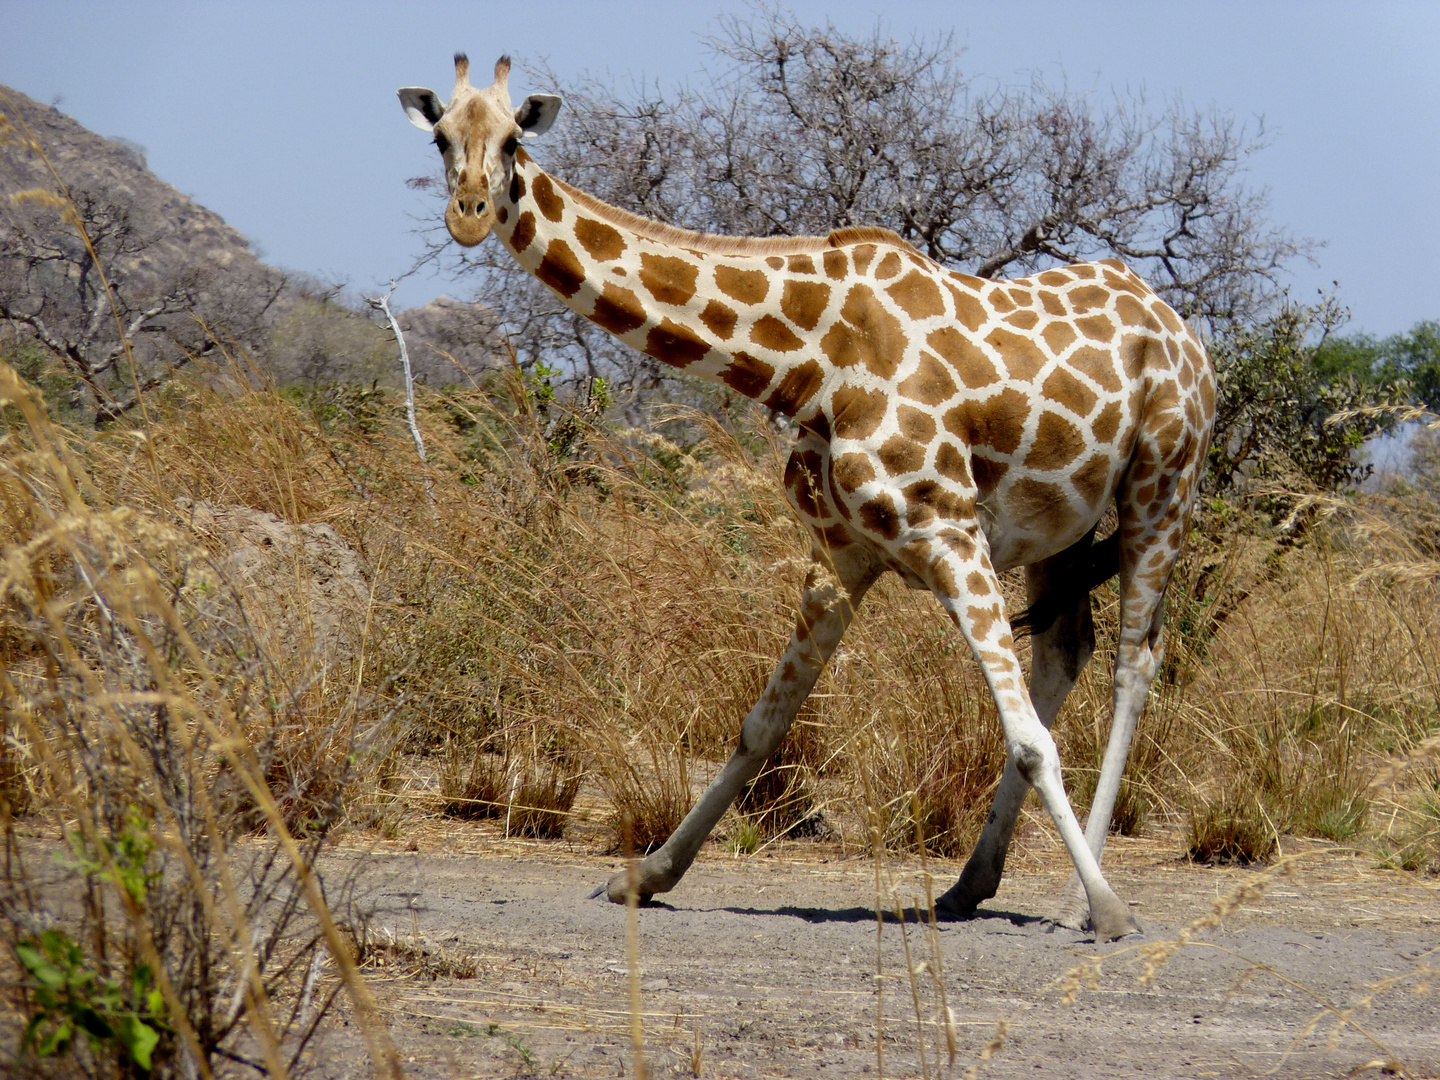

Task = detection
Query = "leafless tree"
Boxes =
[0,180,284,422]
[416,5,1305,405]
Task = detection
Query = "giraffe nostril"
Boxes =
[477,200,487,214]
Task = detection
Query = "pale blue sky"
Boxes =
[5,2,1438,336]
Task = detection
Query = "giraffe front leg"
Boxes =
[597,550,881,905]
[937,532,1098,918]
[929,535,1137,940]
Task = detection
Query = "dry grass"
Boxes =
[3,314,1439,1070]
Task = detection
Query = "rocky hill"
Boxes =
[0,84,267,289]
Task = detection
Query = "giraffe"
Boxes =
[399,54,1216,940]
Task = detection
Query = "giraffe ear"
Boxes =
[514,94,562,137]
[398,87,445,131]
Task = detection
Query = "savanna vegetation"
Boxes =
[2,9,1438,1078]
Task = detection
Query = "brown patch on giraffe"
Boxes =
[1182,338,1206,370]
[1068,285,1110,313]
[832,452,876,494]
[875,251,903,279]
[1008,287,1034,307]
[721,352,776,398]
[858,492,901,540]
[496,205,509,225]
[781,280,832,331]
[1121,337,1150,380]
[801,413,831,442]
[515,147,533,167]
[1071,264,1097,279]
[934,442,972,486]
[819,284,908,379]
[823,249,848,280]
[986,327,1049,382]
[885,270,946,319]
[784,449,825,518]
[1068,346,1123,393]
[967,604,1003,642]
[945,282,989,331]
[1153,301,1184,334]
[1039,290,1066,316]
[897,538,935,579]
[831,384,889,441]
[699,299,738,340]
[988,289,1016,315]
[1025,411,1087,471]
[816,522,853,549]
[575,217,626,261]
[877,434,925,477]
[899,352,960,405]
[787,253,816,275]
[510,210,537,254]
[1042,321,1078,355]
[766,256,785,270]
[714,265,769,305]
[927,328,999,389]
[1115,294,1153,329]
[944,387,1030,456]
[645,318,711,368]
[895,404,937,444]
[531,172,565,222]
[1072,453,1113,507]
[971,454,1009,492]
[1199,369,1215,415]
[1007,476,1079,534]
[591,282,646,335]
[1076,315,1116,342]
[937,527,977,561]
[509,169,526,203]
[1103,267,1147,295]
[536,238,585,298]
[930,557,960,598]
[1003,310,1041,331]
[752,314,805,353]
[851,245,877,274]
[1038,270,1071,287]
[764,360,826,416]
[966,571,991,596]
[639,252,699,307]
[1041,367,1099,416]
[903,479,972,521]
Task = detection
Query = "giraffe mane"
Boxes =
[545,173,924,260]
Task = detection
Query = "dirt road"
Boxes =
[305,828,1438,1079]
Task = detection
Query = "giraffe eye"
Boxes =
[433,132,451,155]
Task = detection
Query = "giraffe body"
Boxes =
[400,56,1216,939]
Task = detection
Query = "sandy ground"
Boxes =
[302,827,1440,1080]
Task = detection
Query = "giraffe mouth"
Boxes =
[446,189,495,246]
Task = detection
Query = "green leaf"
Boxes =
[116,1014,160,1069]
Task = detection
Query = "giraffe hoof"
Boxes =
[601,871,654,905]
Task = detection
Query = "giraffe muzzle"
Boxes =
[445,188,495,247]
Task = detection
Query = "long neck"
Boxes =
[494,148,865,419]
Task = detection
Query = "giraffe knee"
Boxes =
[1010,729,1060,787]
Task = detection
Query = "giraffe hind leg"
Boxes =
[1049,436,1204,930]
[936,528,1099,918]
[597,547,882,904]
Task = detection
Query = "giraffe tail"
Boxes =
[1010,530,1121,637]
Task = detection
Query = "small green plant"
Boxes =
[725,818,763,855]
[15,928,167,1071]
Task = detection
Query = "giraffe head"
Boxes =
[399,53,562,246]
